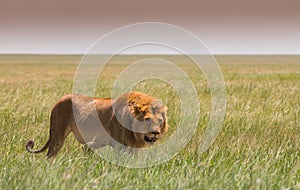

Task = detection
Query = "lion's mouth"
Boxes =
[144,135,157,143]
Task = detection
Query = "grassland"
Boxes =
[0,55,299,189]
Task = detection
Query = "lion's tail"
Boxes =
[26,140,49,154]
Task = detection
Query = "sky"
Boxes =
[0,0,299,54]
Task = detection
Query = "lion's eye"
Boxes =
[157,117,164,125]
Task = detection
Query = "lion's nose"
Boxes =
[152,131,160,135]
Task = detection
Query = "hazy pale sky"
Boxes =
[0,0,299,54]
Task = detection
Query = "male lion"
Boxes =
[26,92,169,157]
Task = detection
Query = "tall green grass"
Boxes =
[0,55,299,189]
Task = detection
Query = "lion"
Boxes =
[26,92,169,157]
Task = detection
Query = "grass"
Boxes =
[0,54,299,189]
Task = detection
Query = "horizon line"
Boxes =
[1,53,300,56]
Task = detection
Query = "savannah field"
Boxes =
[0,54,299,189]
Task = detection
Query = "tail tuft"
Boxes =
[26,140,35,152]
[25,139,49,154]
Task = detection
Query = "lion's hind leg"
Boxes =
[46,124,72,158]
[46,100,73,158]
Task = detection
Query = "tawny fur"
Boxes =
[26,92,169,157]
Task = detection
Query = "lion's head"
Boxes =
[113,92,169,147]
